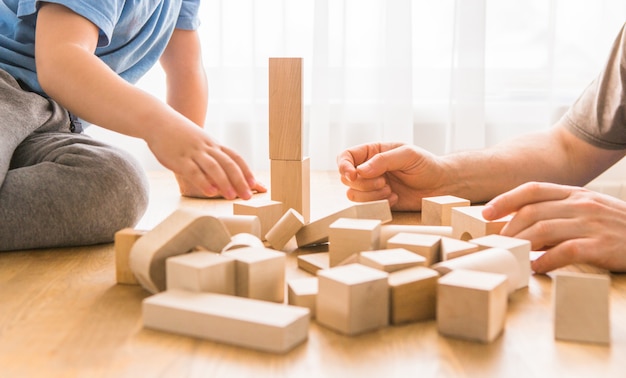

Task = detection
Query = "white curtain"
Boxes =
[87,0,626,174]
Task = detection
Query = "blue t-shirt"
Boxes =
[0,0,200,95]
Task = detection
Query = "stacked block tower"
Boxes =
[269,58,310,223]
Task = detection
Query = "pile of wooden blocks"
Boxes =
[115,194,610,353]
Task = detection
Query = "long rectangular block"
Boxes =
[143,290,310,354]
[269,57,303,161]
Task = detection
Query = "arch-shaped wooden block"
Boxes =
[130,209,231,294]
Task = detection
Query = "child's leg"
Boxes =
[0,131,149,251]
[0,69,70,186]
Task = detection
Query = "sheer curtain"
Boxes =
[87,0,626,176]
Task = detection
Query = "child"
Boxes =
[0,1,266,251]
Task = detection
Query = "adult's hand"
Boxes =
[483,181,626,273]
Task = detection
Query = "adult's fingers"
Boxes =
[483,182,573,220]
[531,239,591,274]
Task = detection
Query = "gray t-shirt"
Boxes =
[563,23,626,150]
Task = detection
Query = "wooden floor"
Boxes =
[1,171,625,377]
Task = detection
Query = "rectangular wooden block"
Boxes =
[437,269,508,343]
[359,248,426,273]
[470,234,531,289]
[553,271,610,344]
[388,266,439,325]
[225,247,286,303]
[451,206,512,241]
[115,228,145,285]
[218,215,262,239]
[316,264,389,335]
[143,290,310,354]
[440,236,480,261]
[287,277,318,318]
[295,206,357,247]
[386,232,441,266]
[421,195,471,226]
[265,208,305,251]
[297,252,329,275]
[166,251,236,295]
[271,157,310,223]
[352,200,393,224]
[380,224,452,249]
[233,200,284,239]
[269,57,304,161]
[328,218,381,267]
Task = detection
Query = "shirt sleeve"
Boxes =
[176,0,200,30]
[17,0,124,47]
[562,23,626,150]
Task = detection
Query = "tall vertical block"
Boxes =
[269,57,303,160]
[271,157,311,223]
[317,264,389,335]
[553,271,610,344]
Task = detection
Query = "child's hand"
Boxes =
[147,122,266,200]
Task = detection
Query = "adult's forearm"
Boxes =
[439,122,622,203]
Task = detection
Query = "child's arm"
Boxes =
[158,28,266,198]
[34,3,264,200]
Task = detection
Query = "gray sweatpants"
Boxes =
[0,69,149,251]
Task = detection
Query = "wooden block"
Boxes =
[380,225,452,248]
[437,269,508,343]
[166,251,236,295]
[297,252,329,274]
[421,195,471,226]
[431,247,521,295]
[270,157,311,223]
[287,277,318,318]
[316,264,389,335]
[352,200,393,224]
[115,228,146,285]
[143,290,309,354]
[451,206,512,240]
[470,234,531,289]
[553,271,610,344]
[265,208,305,251]
[225,247,286,303]
[221,233,265,252]
[233,199,284,239]
[440,236,480,261]
[129,209,231,294]
[295,206,357,247]
[388,266,439,325]
[328,218,381,267]
[386,232,441,266]
[358,248,426,272]
[269,57,303,161]
[218,215,262,239]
